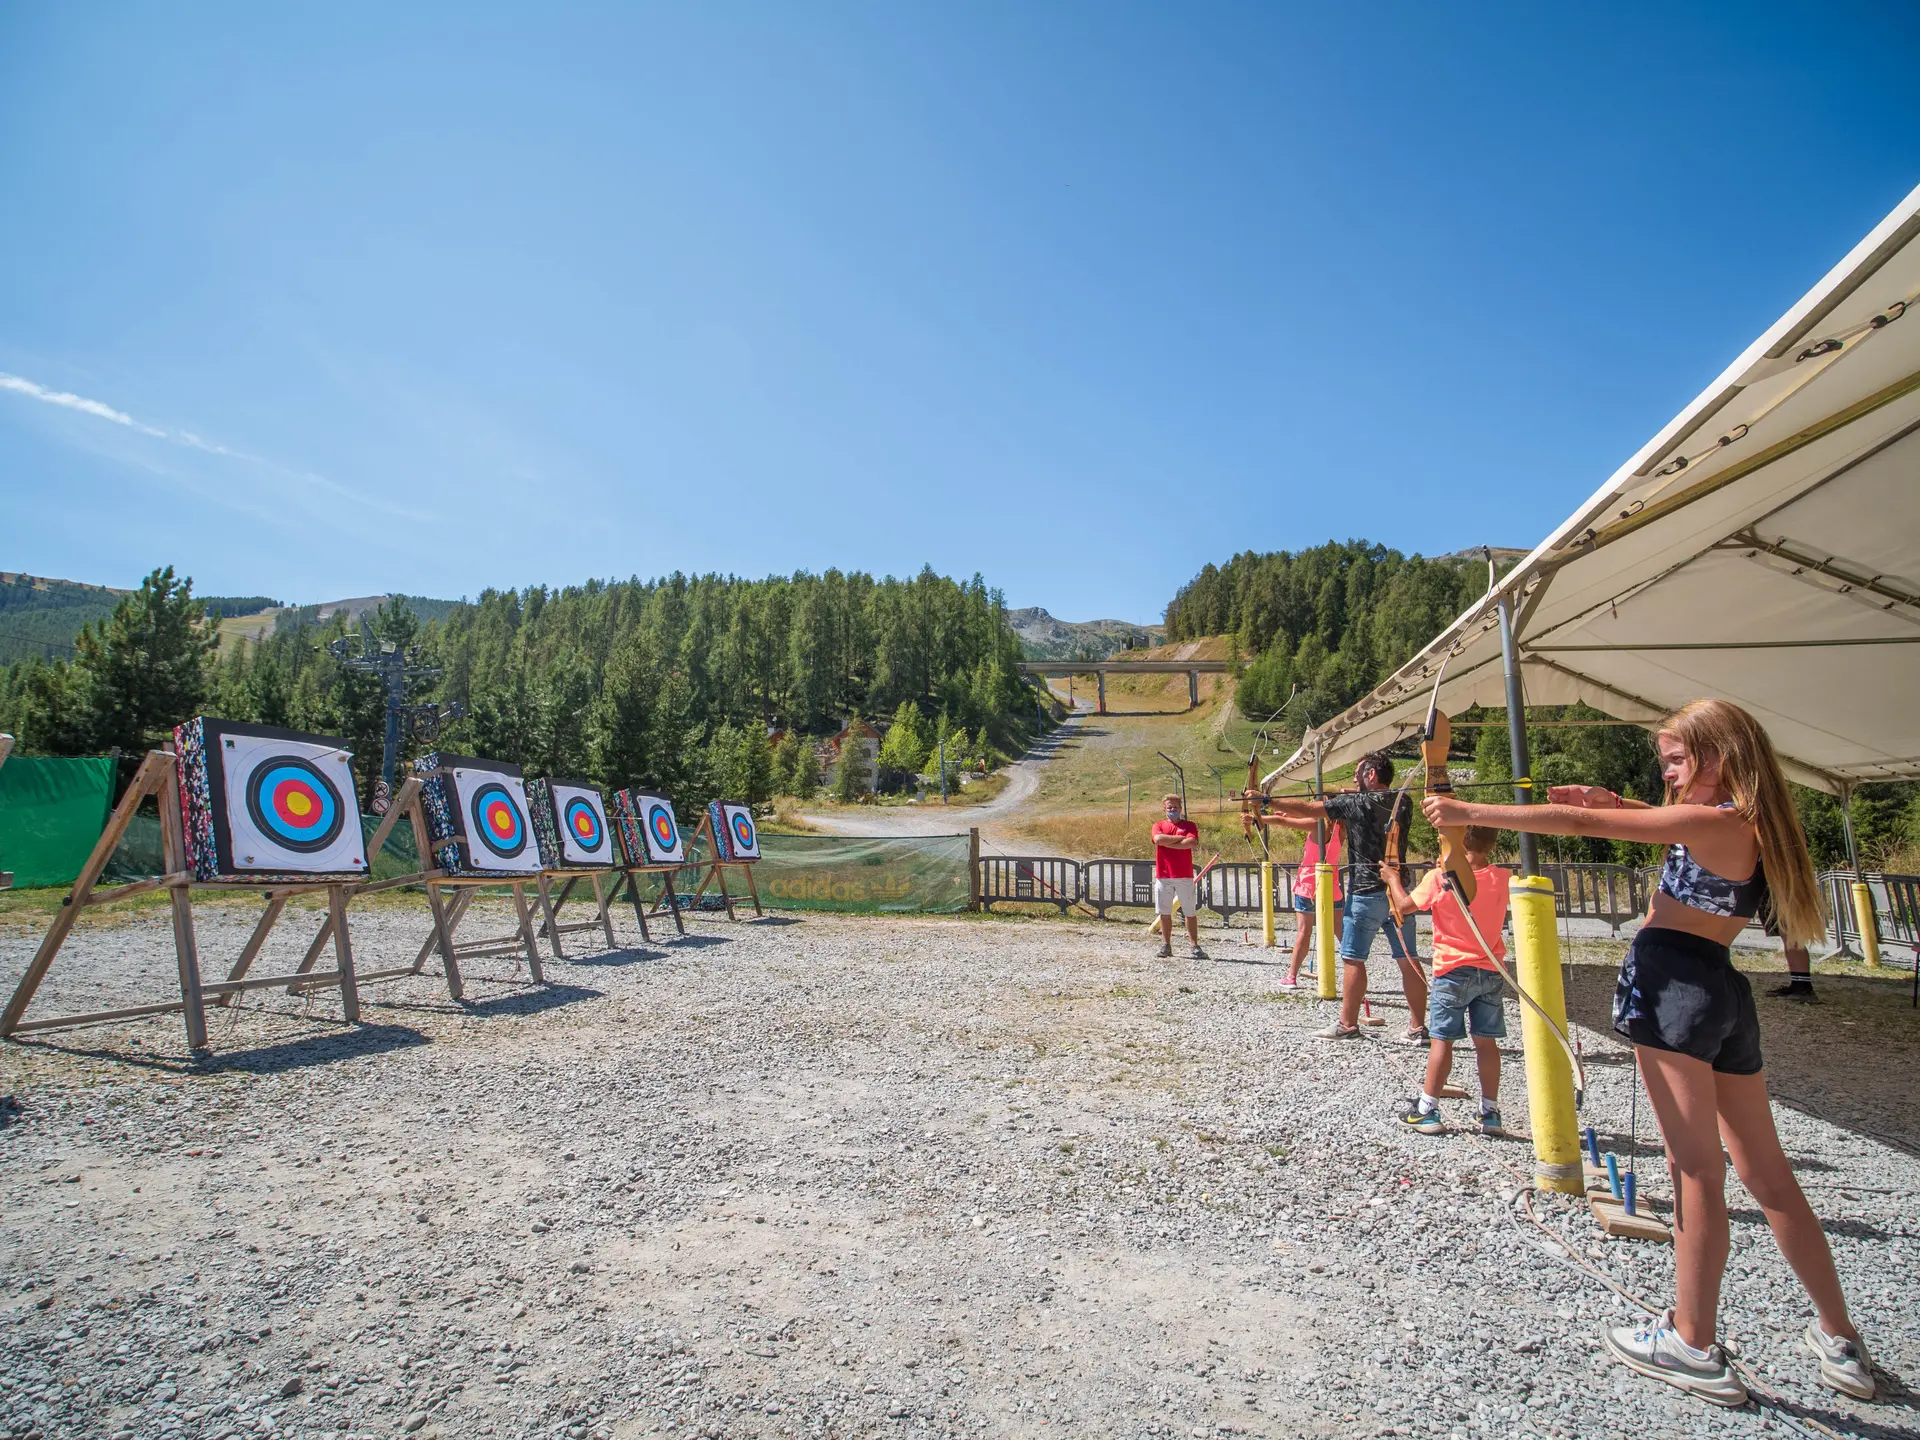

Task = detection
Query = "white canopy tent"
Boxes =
[1273,182,1920,799]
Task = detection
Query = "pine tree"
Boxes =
[833,728,871,802]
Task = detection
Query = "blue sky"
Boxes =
[2,4,1916,624]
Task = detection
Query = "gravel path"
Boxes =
[798,723,1073,843]
[1,899,1915,1440]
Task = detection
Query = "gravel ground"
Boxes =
[0,897,1915,1440]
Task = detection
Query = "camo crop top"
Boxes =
[1657,803,1767,919]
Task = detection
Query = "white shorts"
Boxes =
[1153,877,1197,916]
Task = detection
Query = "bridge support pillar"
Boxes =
[1096,672,1106,714]
[1188,671,1198,708]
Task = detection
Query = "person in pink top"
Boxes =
[1382,825,1511,1137]
[1270,815,1341,989]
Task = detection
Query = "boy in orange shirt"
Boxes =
[1383,826,1511,1136]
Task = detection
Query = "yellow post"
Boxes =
[1260,861,1276,948]
[1315,862,1337,999]
[1850,882,1881,967]
[1508,875,1583,1196]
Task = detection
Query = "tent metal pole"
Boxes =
[1840,783,1861,875]
[1496,591,1539,877]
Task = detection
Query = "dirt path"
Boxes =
[798,717,1082,846]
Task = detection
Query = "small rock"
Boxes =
[403,1411,431,1433]
[279,1377,303,1398]
[568,1260,590,1274]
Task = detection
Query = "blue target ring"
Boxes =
[648,802,678,853]
[730,810,756,853]
[468,781,528,859]
[245,758,344,853]
[563,796,605,852]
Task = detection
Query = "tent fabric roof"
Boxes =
[1275,183,1920,797]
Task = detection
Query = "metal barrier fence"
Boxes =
[980,855,1920,968]
[977,856,1084,913]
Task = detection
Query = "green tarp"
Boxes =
[0,755,116,889]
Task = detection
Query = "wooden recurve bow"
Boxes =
[1419,657,1587,1105]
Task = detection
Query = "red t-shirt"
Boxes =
[1151,819,1199,879]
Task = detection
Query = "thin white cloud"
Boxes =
[0,372,167,436]
[0,368,428,524]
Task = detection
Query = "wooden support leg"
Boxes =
[159,772,209,1051]
[329,884,361,1022]
[742,862,763,918]
[622,870,652,943]
[419,887,471,1002]
[287,912,336,992]
[536,874,567,961]
[222,894,288,1006]
[1,752,168,1037]
[592,871,617,948]
[715,864,737,923]
[509,883,546,983]
[659,872,686,936]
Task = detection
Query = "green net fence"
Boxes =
[94,811,427,885]
[740,833,972,914]
[83,813,971,915]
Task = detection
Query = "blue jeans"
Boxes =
[1338,891,1396,961]
[1428,966,1508,1041]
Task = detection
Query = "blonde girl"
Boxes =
[1422,698,1871,1407]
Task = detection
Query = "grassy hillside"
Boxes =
[0,572,127,664]
[1011,635,1362,862]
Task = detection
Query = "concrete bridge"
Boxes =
[1017,659,1228,713]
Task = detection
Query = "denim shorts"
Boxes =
[1338,890,1394,960]
[1292,893,1341,915]
[1428,965,1507,1040]
[1613,927,1762,1074]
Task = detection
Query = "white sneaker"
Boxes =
[1188,944,1209,960]
[1601,1310,1747,1407]
[1804,1320,1875,1400]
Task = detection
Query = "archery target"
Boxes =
[552,782,612,866]
[451,767,544,874]
[634,793,684,865]
[217,730,366,874]
[721,802,760,861]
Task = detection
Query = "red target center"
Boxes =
[487,802,515,836]
[273,781,321,824]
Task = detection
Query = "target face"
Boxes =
[450,767,544,873]
[721,802,760,861]
[216,729,366,874]
[634,793,684,865]
[551,782,612,866]
[246,758,343,852]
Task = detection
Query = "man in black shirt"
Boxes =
[1258,750,1424,1040]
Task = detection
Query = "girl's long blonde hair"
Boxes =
[1659,699,1827,947]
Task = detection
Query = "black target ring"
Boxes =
[244,756,346,854]
[468,781,529,859]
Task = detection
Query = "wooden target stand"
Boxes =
[686,811,763,921]
[614,863,688,942]
[532,868,619,959]
[0,748,381,1052]
[378,768,546,994]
